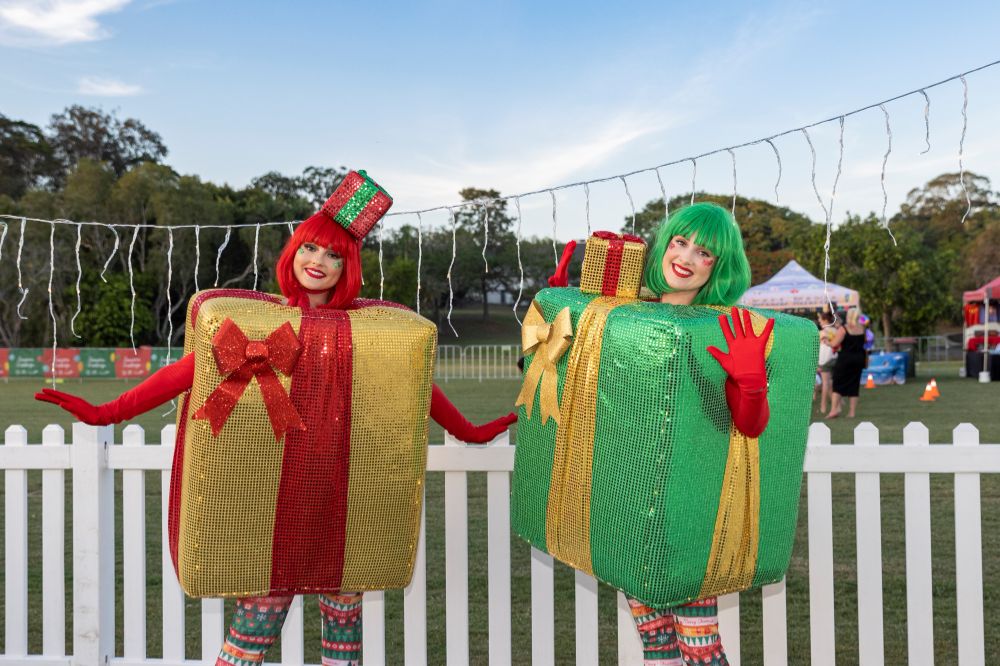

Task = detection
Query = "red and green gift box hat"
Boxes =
[168,288,436,598]
[320,170,394,240]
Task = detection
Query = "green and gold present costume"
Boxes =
[511,287,817,608]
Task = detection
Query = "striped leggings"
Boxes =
[216,593,363,666]
[628,595,728,666]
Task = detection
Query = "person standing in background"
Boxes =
[827,308,867,419]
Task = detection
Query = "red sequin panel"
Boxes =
[321,172,363,221]
[168,391,192,576]
[600,238,626,296]
[269,308,353,592]
[346,190,393,240]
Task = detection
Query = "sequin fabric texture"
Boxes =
[510,287,817,608]
[170,289,436,598]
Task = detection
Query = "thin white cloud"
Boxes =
[0,0,130,46]
[380,110,676,213]
[78,75,142,96]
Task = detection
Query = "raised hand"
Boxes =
[706,306,774,385]
[35,389,109,425]
[705,307,774,438]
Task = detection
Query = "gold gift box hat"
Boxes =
[167,288,437,598]
[579,231,647,299]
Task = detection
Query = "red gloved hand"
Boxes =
[35,353,195,425]
[706,307,775,438]
[35,389,108,424]
[547,240,578,287]
[430,384,516,444]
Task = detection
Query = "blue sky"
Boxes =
[2,0,1000,240]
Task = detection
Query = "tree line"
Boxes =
[1,106,998,347]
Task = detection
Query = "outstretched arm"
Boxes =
[36,353,195,425]
[706,308,774,438]
[430,384,516,444]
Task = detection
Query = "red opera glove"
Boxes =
[430,384,516,444]
[547,240,578,287]
[706,307,775,438]
[35,353,195,425]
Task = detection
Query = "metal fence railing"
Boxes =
[436,345,522,382]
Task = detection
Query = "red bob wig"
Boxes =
[276,212,362,309]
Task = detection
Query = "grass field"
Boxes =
[2,361,999,663]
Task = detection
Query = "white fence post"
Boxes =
[954,424,985,666]
[574,571,598,666]
[444,433,469,666]
[72,422,115,666]
[807,423,835,666]
[903,422,934,666]
[487,432,512,666]
[123,425,147,661]
[4,425,28,658]
[854,422,885,665]
[404,495,428,665]
[530,549,555,665]
[42,424,67,658]
[761,579,788,666]
[160,424,186,662]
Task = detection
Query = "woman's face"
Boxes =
[661,233,715,299]
[293,242,344,292]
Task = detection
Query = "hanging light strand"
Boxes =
[16,217,28,320]
[513,197,525,326]
[958,75,972,224]
[47,222,57,389]
[70,223,82,338]
[446,208,458,337]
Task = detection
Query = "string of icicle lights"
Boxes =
[1,58,996,387]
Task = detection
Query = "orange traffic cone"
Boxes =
[919,382,936,401]
[864,374,876,389]
[929,378,941,399]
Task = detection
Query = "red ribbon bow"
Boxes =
[193,318,305,441]
[591,230,645,244]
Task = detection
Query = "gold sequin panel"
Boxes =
[340,306,437,591]
[177,296,301,597]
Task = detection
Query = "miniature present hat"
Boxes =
[319,170,393,240]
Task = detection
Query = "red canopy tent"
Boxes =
[962,275,1000,303]
[962,275,1000,380]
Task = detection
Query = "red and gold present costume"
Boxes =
[169,288,437,598]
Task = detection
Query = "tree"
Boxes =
[962,220,1000,290]
[47,105,167,181]
[452,188,518,318]
[299,166,347,208]
[0,114,59,197]
[794,214,953,339]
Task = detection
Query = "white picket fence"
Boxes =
[2,422,996,666]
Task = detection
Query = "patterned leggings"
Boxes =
[216,593,363,666]
[627,596,728,666]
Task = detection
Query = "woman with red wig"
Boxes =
[37,171,515,666]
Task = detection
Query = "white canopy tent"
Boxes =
[739,260,859,312]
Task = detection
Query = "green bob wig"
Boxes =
[643,202,751,306]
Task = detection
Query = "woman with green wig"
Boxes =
[628,202,773,666]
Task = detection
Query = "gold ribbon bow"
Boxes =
[515,302,573,425]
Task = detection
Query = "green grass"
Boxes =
[2,362,999,663]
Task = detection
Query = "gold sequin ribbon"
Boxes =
[515,302,573,425]
[545,296,630,574]
[698,308,774,598]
